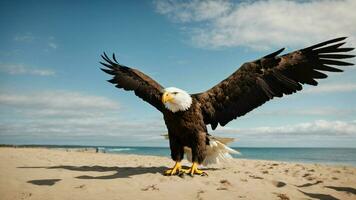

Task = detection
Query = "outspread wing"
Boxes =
[100,53,165,112]
[193,37,354,130]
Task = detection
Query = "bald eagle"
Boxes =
[100,37,354,176]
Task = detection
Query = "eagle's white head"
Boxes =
[162,87,192,113]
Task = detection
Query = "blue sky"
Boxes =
[1,0,356,147]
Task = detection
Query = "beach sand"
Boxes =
[0,147,355,200]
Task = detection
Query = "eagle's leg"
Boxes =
[183,135,207,176]
[183,162,207,176]
[164,161,182,175]
[165,137,184,176]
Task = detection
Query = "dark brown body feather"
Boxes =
[163,99,208,163]
[100,37,354,164]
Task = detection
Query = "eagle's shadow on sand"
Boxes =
[18,165,168,179]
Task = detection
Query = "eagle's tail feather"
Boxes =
[184,137,240,166]
[202,138,240,166]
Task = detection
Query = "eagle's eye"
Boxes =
[172,92,178,95]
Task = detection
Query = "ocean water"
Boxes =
[11,145,356,166]
[101,146,356,166]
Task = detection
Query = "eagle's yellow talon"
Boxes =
[184,162,207,176]
[164,162,182,176]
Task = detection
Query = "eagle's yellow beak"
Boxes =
[162,92,174,103]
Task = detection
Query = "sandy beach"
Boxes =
[0,147,355,200]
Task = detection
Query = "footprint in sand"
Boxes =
[19,192,32,200]
[75,184,86,189]
[216,187,228,191]
[249,175,263,179]
[196,190,205,200]
[306,176,316,181]
[273,192,290,200]
[220,179,232,186]
[141,184,159,191]
[292,171,299,177]
[216,179,232,190]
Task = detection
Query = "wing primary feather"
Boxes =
[334,47,355,52]
[318,54,355,59]
[307,79,318,86]
[103,52,116,65]
[112,53,119,63]
[101,53,112,64]
[100,68,116,75]
[99,61,115,69]
[99,52,165,112]
[316,47,354,54]
[314,64,343,72]
[100,54,108,62]
[312,70,328,79]
[313,42,345,53]
[320,59,354,66]
[107,79,117,84]
[211,122,218,130]
[263,48,285,58]
[103,52,109,60]
[306,37,347,50]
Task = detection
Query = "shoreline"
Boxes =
[1,147,355,200]
[1,145,355,167]
[3,144,356,149]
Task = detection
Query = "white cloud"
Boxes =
[13,33,59,51]
[0,118,164,137]
[215,120,356,136]
[255,107,356,117]
[0,90,166,142]
[155,0,356,50]
[14,33,35,42]
[155,0,232,22]
[0,63,55,76]
[48,42,57,49]
[48,36,58,49]
[304,83,356,94]
[0,91,119,110]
